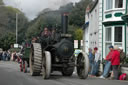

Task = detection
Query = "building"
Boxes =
[122,0,128,55]
[84,0,103,58]
[84,0,128,59]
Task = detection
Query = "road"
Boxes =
[0,61,128,85]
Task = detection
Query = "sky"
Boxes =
[3,0,80,20]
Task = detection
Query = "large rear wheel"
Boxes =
[29,43,42,76]
[77,52,89,79]
[42,51,51,79]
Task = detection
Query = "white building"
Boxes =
[84,0,103,56]
[84,0,128,59]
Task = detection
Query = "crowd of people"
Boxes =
[88,45,126,80]
[0,50,21,62]
[0,51,11,61]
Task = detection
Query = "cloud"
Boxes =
[3,0,80,20]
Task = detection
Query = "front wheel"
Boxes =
[77,52,89,79]
[42,51,51,79]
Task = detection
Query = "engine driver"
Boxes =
[40,27,51,47]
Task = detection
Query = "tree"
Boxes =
[0,1,28,50]
[74,28,83,40]
[69,0,92,27]
[0,32,16,50]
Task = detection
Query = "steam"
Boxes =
[3,0,80,20]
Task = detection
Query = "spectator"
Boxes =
[111,46,120,80]
[0,52,2,60]
[91,47,101,76]
[119,47,126,64]
[88,48,94,74]
[100,45,114,79]
[89,48,96,76]
[7,51,11,61]
[2,51,7,61]
[13,51,17,61]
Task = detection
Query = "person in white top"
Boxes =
[91,47,101,77]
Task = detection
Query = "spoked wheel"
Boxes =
[77,52,89,79]
[61,66,74,76]
[23,61,28,73]
[42,51,51,79]
[29,43,42,76]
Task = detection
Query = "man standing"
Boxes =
[100,46,114,79]
[111,46,120,80]
[119,47,126,64]
[88,48,93,74]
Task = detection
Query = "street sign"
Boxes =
[81,40,83,46]
[74,40,78,48]
[14,44,19,48]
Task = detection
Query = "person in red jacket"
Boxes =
[100,46,114,79]
[111,46,120,80]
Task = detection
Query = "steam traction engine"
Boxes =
[29,13,89,79]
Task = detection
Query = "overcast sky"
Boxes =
[3,0,80,20]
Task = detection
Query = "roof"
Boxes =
[89,0,99,13]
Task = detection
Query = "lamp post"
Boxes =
[15,0,22,44]
[16,13,18,44]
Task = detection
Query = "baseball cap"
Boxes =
[94,47,98,50]
[109,45,113,48]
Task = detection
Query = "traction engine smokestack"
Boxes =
[61,13,68,34]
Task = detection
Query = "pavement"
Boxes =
[0,61,128,85]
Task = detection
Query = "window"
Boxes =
[105,26,124,58]
[114,27,122,42]
[115,0,123,8]
[105,28,112,56]
[106,28,112,41]
[105,43,112,56]
[106,0,113,10]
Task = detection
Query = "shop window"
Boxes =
[115,0,123,8]
[105,26,123,57]
[114,27,122,42]
[105,43,112,56]
[106,0,113,10]
[106,28,112,41]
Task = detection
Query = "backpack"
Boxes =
[119,73,127,80]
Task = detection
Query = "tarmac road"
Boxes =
[0,61,128,85]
